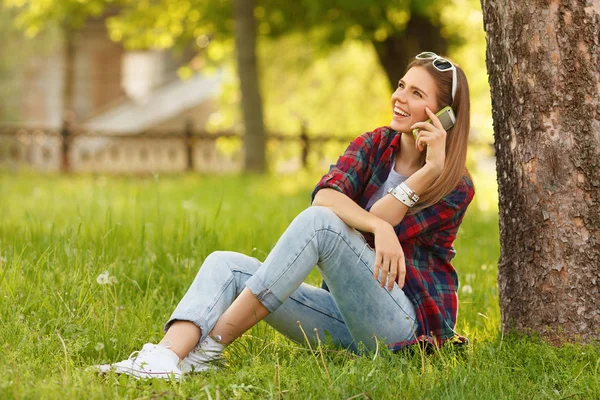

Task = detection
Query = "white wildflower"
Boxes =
[96,271,118,285]
[181,200,196,210]
[96,271,110,285]
[95,342,105,351]
[461,284,473,294]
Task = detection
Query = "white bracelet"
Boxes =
[399,182,419,203]
[387,186,416,208]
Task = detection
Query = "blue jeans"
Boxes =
[165,206,417,352]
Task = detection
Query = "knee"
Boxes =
[201,251,234,271]
[204,250,229,263]
[201,251,260,275]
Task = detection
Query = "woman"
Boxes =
[98,52,475,379]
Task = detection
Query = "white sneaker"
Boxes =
[179,336,225,373]
[97,343,182,380]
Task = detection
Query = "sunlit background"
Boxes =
[0,0,495,197]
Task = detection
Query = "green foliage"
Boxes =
[208,36,391,138]
[1,172,599,399]
[105,0,493,145]
[3,0,494,156]
[3,0,118,36]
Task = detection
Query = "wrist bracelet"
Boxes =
[399,182,420,203]
[387,186,416,208]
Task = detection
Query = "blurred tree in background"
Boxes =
[264,0,449,90]
[233,0,266,172]
[109,0,491,166]
[3,0,491,171]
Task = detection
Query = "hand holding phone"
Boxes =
[412,106,456,140]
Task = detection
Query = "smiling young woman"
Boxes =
[96,52,475,380]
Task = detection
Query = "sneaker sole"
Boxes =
[95,364,182,380]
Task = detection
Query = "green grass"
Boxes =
[0,171,598,399]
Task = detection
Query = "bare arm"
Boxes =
[312,188,389,234]
[369,164,440,226]
[371,107,448,226]
[312,188,406,290]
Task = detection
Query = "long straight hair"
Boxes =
[405,58,472,213]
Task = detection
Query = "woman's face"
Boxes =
[389,66,440,134]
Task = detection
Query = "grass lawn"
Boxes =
[0,171,598,399]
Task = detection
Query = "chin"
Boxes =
[390,121,408,134]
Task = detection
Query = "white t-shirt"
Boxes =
[365,158,408,209]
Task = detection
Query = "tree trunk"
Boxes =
[61,27,76,173]
[481,0,600,343]
[62,28,76,119]
[372,14,448,90]
[233,0,266,173]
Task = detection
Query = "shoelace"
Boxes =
[127,344,156,364]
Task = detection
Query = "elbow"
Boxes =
[312,189,336,209]
[312,189,327,207]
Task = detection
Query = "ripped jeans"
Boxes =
[165,206,417,352]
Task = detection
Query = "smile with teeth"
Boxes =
[394,103,409,117]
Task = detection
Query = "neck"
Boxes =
[395,132,423,176]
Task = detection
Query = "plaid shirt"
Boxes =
[311,126,475,351]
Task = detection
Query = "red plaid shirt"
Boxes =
[311,126,475,350]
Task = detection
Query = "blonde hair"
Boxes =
[405,57,472,213]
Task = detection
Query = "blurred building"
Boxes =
[0,16,247,173]
[20,16,220,131]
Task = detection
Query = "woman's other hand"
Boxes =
[411,106,447,176]
[373,221,406,290]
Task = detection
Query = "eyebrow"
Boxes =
[399,80,429,98]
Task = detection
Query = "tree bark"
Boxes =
[481,0,600,343]
[372,14,448,90]
[233,0,266,173]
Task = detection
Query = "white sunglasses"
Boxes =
[415,52,457,103]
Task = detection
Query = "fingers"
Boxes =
[396,255,406,289]
[413,123,446,151]
[384,255,406,291]
[415,130,427,151]
[374,251,395,290]
[373,251,383,281]
[411,121,436,132]
[387,261,397,291]
[416,129,434,151]
[380,257,389,289]
[375,253,403,291]
[425,107,445,131]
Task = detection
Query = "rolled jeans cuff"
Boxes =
[164,316,210,344]
[245,274,283,313]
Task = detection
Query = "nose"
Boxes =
[393,87,408,103]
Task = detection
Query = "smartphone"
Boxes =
[412,106,456,139]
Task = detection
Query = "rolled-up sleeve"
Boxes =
[311,133,372,203]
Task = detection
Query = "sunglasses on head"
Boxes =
[415,52,457,103]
